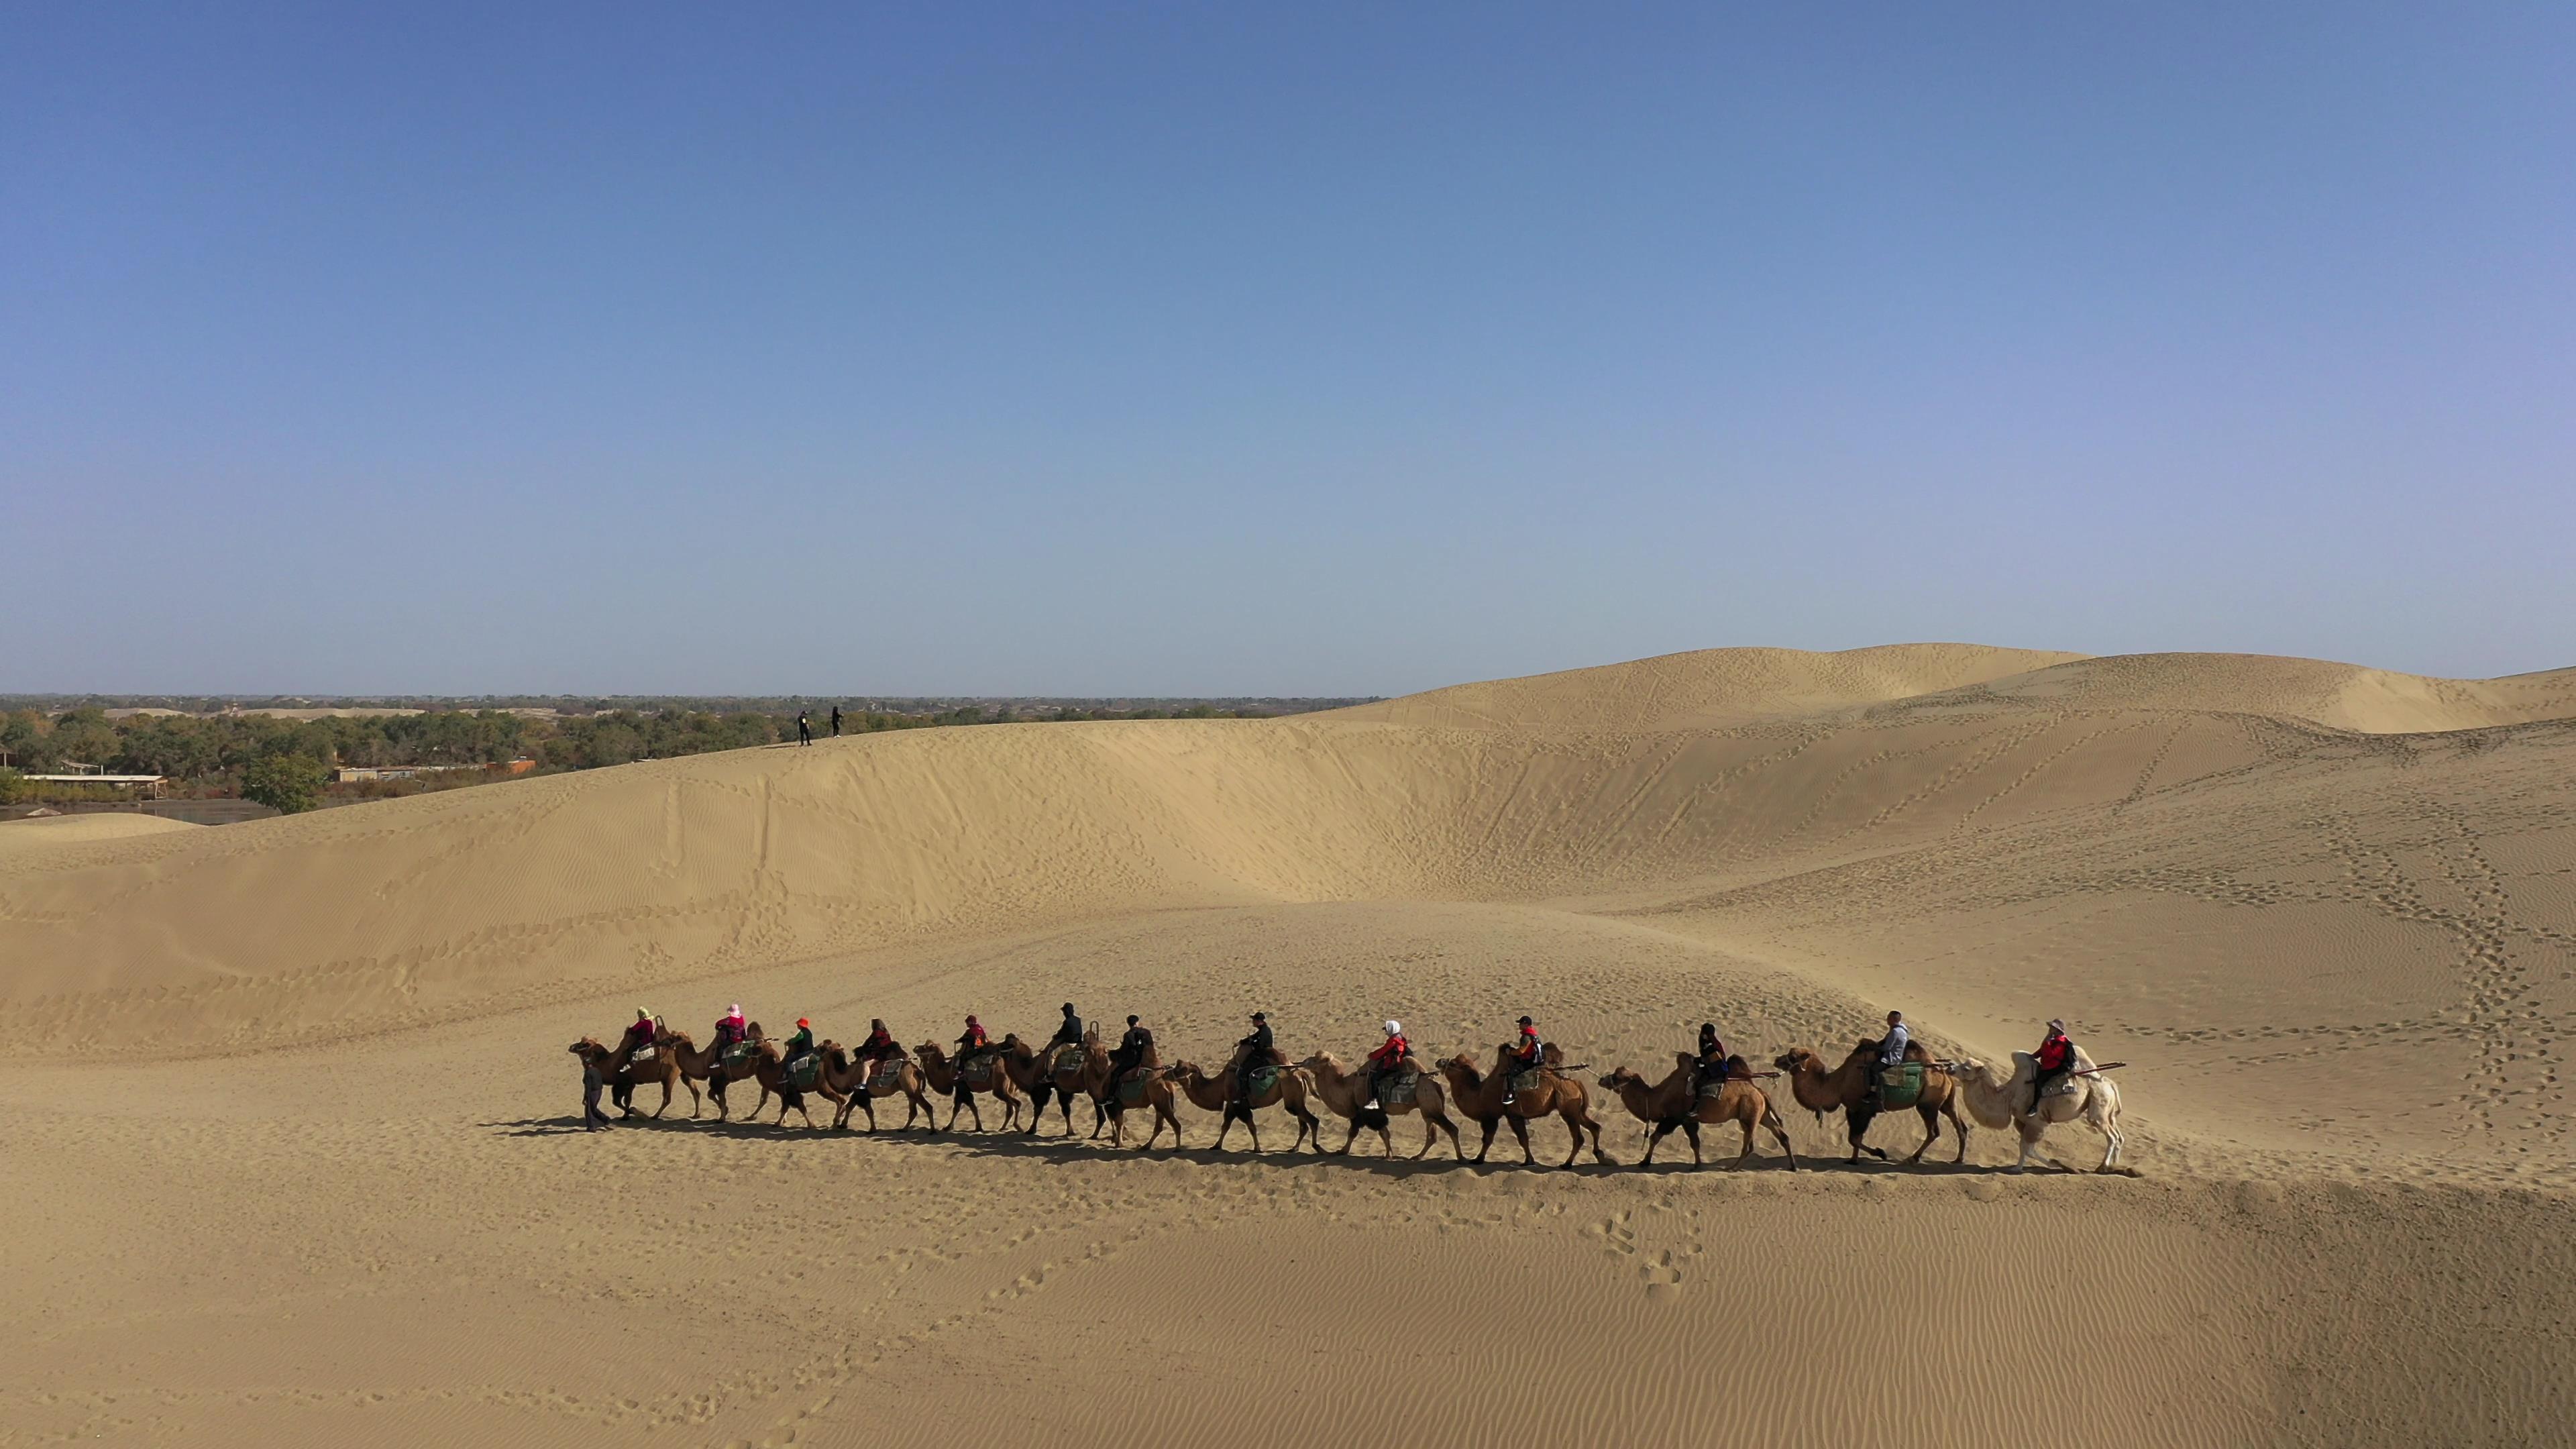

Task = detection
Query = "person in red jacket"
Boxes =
[1364,1021,1409,1110]
[2032,1020,2077,1113]
[951,1016,990,1105]
[1502,1016,1544,1106]
[856,1018,902,1069]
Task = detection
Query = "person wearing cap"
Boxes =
[2032,1020,2078,1112]
[1047,1003,1086,1071]
[620,1008,656,1059]
[1693,1022,1730,1093]
[1230,1011,1277,1109]
[782,1017,816,1070]
[1104,1014,1153,1114]
[1364,1020,1409,1110]
[708,1003,751,1109]
[951,1016,991,1104]
[1501,1016,1544,1105]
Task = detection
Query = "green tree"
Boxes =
[241,753,327,814]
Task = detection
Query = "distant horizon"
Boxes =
[6,637,2571,705]
[9,7,2570,694]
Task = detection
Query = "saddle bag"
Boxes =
[1876,1063,1925,1110]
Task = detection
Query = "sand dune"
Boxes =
[2,642,2571,1447]
[0,810,199,859]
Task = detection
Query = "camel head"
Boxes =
[912,1040,939,1061]
[1001,1032,1025,1050]
[567,1037,604,1059]
[1442,1053,1483,1085]
[1599,1067,1642,1091]
[1773,1047,1819,1074]
[1168,1060,1201,1083]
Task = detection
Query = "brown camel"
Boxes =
[746,1039,843,1129]
[820,1044,936,1132]
[1771,1040,1968,1165]
[913,1042,1025,1132]
[1000,1032,1101,1138]
[1437,1046,1613,1169]
[655,1022,767,1121]
[1598,1055,1797,1170]
[1295,1051,1464,1160]
[576,1028,678,1118]
[1168,1053,1319,1152]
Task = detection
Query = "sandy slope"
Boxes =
[0,811,198,859]
[1,644,2571,1448]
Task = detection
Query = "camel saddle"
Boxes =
[720,1042,759,1069]
[865,1059,905,1090]
[1116,1067,1155,1106]
[1245,1065,1283,1094]
[1381,1069,1420,1106]
[961,1054,998,1087]
[1876,1063,1926,1110]
[785,1053,822,1090]
[1509,1068,1546,1094]
[1045,1043,1087,1076]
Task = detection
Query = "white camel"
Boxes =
[1951,1050,2125,1172]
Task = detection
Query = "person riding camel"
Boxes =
[1694,1022,1729,1092]
[621,1008,656,1058]
[1868,1010,1909,1108]
[1104,1015,1152,1113]
[952,1015,991,1105]
[1047,1002,1085,1071]
[1501,1016,1544,1106]
[857,1018,902,1067]
[782,1018,816,1073]
[1363,1020,1408,1110]
[706,1003,749,1104]
[2032,1019,2077,1110]
[1231,1010,1275,1108]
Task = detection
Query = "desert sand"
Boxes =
[1,644,2570,1448]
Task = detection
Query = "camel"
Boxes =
[1950,1051,2127,1173]
[573,1030,678,1119]
[1168,1054,1320,1152]
[1295,1051,1464,1160]
[820,1044,936,1132]
[1772,1039,1969,1166]
[1598,1055,1796,1170]
[1437,1046,1613,1169]
[654,1022,767,1121]
[746,1039,843,1129]
[913,1042,1025,1132]
[1000,1032,1101,1138]
[1093,1061,1184,1150]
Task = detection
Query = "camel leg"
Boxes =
[1021,1086,1045,1136]
[1245,1114,1263,1154]
[653,1078,673,1119]
[684,1077,703,1119]
[1334,1117,1360,1155]
[1507,1116,1534,1166]
[1557,1111,1581,1170]
[1729,1118,1754,1169]
[1689,1120,1709,1167]
[1642,1122,1668,1165]
[1471,1118,1498,1165]
[1948,1102,1970,1163]
[1909,1104,1940,1165]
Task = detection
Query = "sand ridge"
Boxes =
[1,643,2571,1446]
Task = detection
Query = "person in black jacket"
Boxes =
[1231,1011,1277,1110]
[1694,1022,1729,1093]
[1048,1003,1085,1058]
[1105,1015,1152,1114]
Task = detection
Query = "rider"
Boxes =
[1105,1015,1152,1113]
[1868,1010,1910,1108]
[708,1004,750,1104]
[621,1007,656,1059]
[1694,1022,1729,1093]
[1047,1002,1086,1072]
[782,1017,816,1070]
[1230,1010,1276,1110]
[1364,1020,1409,1111]
[952,1015,991,1105]
[2032,1019,2077,1111]
[1501,1016,1544,1106]
[856,1018,902,1071]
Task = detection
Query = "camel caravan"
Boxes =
[566,1004,2129,1175]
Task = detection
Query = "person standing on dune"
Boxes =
[796,710,812,747]
[830,704,842,738]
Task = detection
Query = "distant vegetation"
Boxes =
[0,696,1374,808]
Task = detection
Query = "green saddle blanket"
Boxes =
[785,1054,822,1090]
[1509,1069,1544,1093]
[1876,1063,1925,1110]
[720,1042,759,1069]
[1381,1070,1419,1107]
[864,1059,906,1089]
[1245,1065,1283,1095]
[1117,1069,1153,1106]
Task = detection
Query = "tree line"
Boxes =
[0,699,1336,813]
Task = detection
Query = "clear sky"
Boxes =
[5,4,2570,696]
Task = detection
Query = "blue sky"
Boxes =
[5,4,2569,696]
